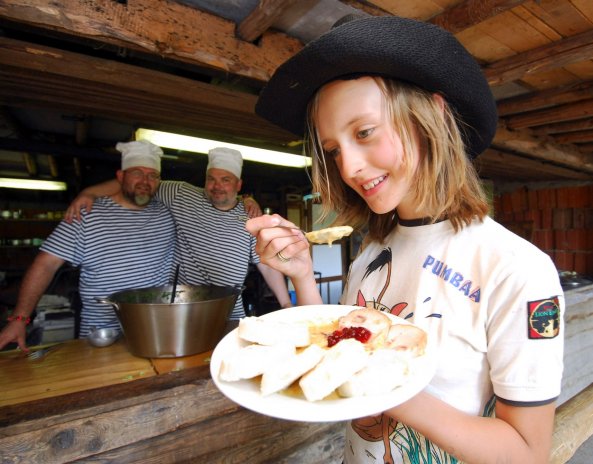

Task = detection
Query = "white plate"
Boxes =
[210,305,436,422]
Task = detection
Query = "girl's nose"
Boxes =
[337,145,365,178]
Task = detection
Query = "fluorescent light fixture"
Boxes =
[0,178,67,191]
[136,128,311,168]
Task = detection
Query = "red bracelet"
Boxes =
[7,315,31,325]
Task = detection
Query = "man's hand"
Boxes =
[64,193,95,222]
[0,321,28,352]
[243,196,262,218]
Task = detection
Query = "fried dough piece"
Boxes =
[238,316,311,347]
[299,338,369,402]
[305,226,353,246]
[384,324,427,357]
[260,344,325,396]
[219,343,295,381]
[338,348,408,397]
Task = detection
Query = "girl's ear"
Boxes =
[116,170,124,183]
[433,93,446,112]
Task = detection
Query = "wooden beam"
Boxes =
[0,37,298,148]
[237,0,298,42]
[0,0,303,82]
[553,130,593,144]
[429,0,528,34]
[550,383,593,464]
[493,125,593,174]
[529,117,593,136]
[505,99,593,129]
[497,80,593,117]
[476,148,593,181]
[484,29,593,86]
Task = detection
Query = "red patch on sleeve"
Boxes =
[527,297,560,339]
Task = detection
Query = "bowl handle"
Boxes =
[95,297,120,312]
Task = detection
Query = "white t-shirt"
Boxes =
[157,181,260,319]
[341,216,564,463]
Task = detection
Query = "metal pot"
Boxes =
[97,284,241,358]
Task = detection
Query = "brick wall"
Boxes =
[493,185,593,276]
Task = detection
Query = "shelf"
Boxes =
[0,219,60,223]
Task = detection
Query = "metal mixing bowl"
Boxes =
[96,284,241,358]
[87,327,120,347]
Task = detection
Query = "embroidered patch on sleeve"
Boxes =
[527,297,560,339]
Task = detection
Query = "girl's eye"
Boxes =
[324,147,340,158]
[358,127,374,139]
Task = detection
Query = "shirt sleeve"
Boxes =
[486,251,564,403]
[40,216,86,266]
[157,180,205,207]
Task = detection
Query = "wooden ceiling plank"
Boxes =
[497,80,593,116]
[237,0,298,42]
[359,0,445,19]
[472,9,550,56]
[522,0,593,36]
[511,5,563,41]
[430,0,528,35]
[0,0,303,83]
[530,117,593,136]
[505,99,593,129]
[484,29,593,86]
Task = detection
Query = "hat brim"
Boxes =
[255,16,497,159]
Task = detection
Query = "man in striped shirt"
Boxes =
[157,147,292,326]
[64,145,292,329]
[0,141,177,350]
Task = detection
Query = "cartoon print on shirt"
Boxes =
[355,248,410,317]
[349,247,453,464]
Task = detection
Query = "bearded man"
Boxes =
[0,140,178,350]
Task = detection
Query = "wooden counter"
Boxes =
[0,340,155,406]
[2,282,592,464]
[0,339,344,463]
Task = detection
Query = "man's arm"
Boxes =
[0,251,65,351]
[242,195,262,218]
[256,263,293,309]
[65,179,121,222]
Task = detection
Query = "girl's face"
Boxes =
[315,77,421,219]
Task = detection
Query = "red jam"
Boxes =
[327,326,371,347]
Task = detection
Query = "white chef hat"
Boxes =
[206,147,243,179]
[116,140,163,172]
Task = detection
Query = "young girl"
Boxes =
[246,16,564,464]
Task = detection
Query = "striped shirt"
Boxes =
[157,181,259,319]
[41,196,177,336]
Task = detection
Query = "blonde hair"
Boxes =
[306,76,488,242]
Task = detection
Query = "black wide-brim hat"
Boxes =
[255,16,498,159]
